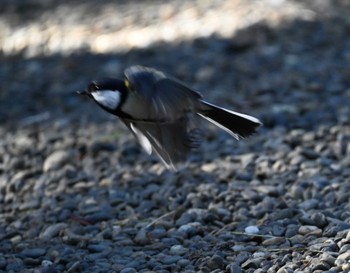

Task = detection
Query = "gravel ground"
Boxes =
[1,0,350,272]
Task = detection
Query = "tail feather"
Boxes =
[199,101,261,139]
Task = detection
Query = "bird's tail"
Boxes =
[198,101,262,139]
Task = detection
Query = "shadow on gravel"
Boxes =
[0,0,159,25]
[1,11,349,131]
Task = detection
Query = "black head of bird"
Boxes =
[78,65,262,170]
[77,78,127,115]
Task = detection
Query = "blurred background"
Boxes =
[1,0,349,128]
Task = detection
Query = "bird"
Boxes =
[77,65,261,170]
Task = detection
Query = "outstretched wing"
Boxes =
[123,66,202,121]
[122,116,202,170]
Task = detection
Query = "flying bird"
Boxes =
[78,65,261,169]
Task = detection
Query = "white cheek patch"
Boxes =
[91,90,121,110]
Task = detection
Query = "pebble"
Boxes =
[176,212,196,226]
[276,267,294,273]
[178,222,202,237]
[161,255,182,265]
[120,268,137,273]
[335,252,350,265]
[43,150,75,172]
[272,224,286,236]
[85,212,113,223]
[88,243,111,253]
[241,258,262,269]
[285,225,299,238]
[207,254,226,270]
[134,229,150,245]
[226,263,243,273]
[324,224,350,237]
[170,245,188,256]
[41,260,54,267]
[262,236,286,246]
[309,261,331,271]
[311,212,328,228]
[339,244,350,254]
[148,227,167,239]
[40,223,68,239]
[298,225,321,235]
[320,252,337,265]
[245,226,260,234]
[178,258,190,267]
[343,230,350,242]
[6,259,24,272]
[20,248,46,258]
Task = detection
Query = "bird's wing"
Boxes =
[123,66,202,121]
[122,116,201,170]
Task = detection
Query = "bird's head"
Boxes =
[77,78,126,112]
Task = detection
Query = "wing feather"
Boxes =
[124,66,202,121]
[122,116,201,170]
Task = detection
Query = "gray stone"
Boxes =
[276,267,294,273]
[88,243,111,253]
[226,263,243,273]
[176,212,196,226]
[207,254,226,270]
[40,223,68,239]
[120,267,137,273]
[161,255,182,265]
[21,248,46,258]
[311,212,328,228]
[262,236,285,246]
[177,258,190,267]
[147,226,166,239]
[241,258,262,269]
[298,225,322,236]
[178,222,202,237]
[134,229,149,245]
[43,150,75,172]
[6,259,24,272]
[310,262,331,271]
[170,245,188,255]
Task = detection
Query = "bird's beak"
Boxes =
[76,90,90,96]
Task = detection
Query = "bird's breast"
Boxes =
[120,93,157,120]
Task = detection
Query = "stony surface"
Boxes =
[1,0,350,272]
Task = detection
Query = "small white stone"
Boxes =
[245,225,260,234]
[170,245,188,255]
[41,260,53,267]
[43,150,73,172]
